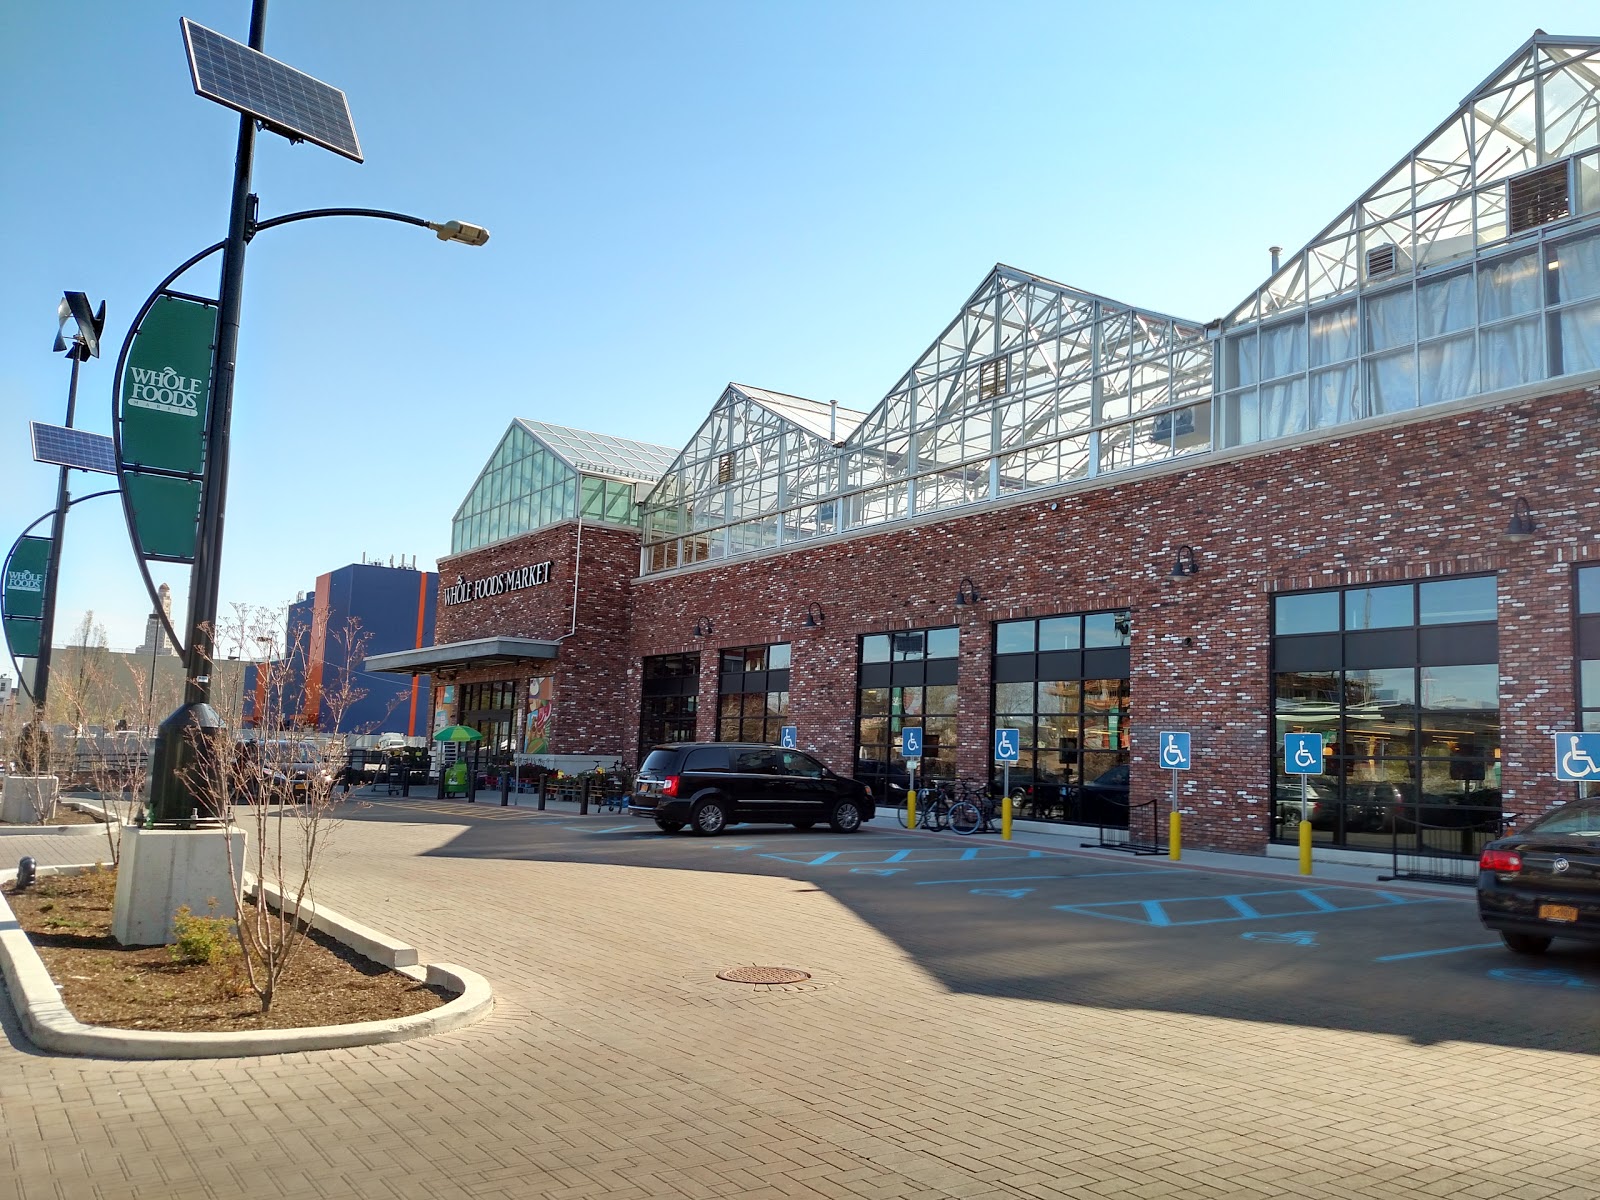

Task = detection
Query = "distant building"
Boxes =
[134,583,177,658]
[246,561,437,738]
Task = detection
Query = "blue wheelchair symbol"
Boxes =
[779,725,797,750]
[994,728,1020,763]
[901,727,923,758]
[1159,731,1191,771]
[1285,733,1324,774]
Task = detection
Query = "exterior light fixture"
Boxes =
[1171,545,1200,577]
[692,617,714,638]
[425,219,491,247]
[801,602,825,629]
[1504,496,1536,542]
[955,577,982,606]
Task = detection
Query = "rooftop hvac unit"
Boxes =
[1365,243,1405,280]
[1148,407,1208,448]
[1508,161,1571,234]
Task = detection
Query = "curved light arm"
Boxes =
[3,489,119,704]
[109,206,489,655]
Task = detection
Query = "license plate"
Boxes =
[1539,904,1579,923]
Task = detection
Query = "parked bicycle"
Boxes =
[949,779,1002,836]
[896,782,951,831]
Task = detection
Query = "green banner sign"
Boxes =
[3,536,50,620]
[119,293,216,565]
[4,616,41,659]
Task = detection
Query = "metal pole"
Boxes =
[148,0,266,823]
[1298,773,1313,875]
[1168,770,1181,861]
[1002,761,1012,840]
[30,349,83,723]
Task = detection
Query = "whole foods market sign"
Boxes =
[441,560,554,606]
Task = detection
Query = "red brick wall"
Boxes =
[434,523,638,756]
[628,384,1600,853]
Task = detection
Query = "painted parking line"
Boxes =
[759,847,1048,866]
[1054,887,1444,928]
[1375,943,1500,962]
[914,869,1177,887]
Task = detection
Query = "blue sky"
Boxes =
[0,0,1580,657]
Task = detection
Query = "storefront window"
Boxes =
[855,627,958,781]
[1578,566,1600,798]
[717,644,791,744]
[1271,575,1500,852]
[639,653,699,754]
[992,610,1131,825]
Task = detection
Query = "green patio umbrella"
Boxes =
[433,725,484,743]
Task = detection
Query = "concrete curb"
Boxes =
[0,864,493,1060]
[0,798,118,837]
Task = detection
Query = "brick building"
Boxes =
[372,32,1600,859]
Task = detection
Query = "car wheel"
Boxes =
[655,819,684,834]
[1500,931,1552,956]
[690,800,727,836]
[792,821,815,830]
[829,799,862,833]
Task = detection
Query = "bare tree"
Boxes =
[182,604,371,1013]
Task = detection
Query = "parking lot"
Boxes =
[6,794,1599,1200]
[354,797,1600,1055]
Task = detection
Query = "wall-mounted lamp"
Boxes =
[691,617,714,638]
[801,602,825,629]
[1504,496,1536,543]
[1170,545,1200,577]
[955,577,982,606]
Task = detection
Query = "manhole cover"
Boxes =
[717,965,811,985]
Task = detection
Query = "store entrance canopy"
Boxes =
[363,636,559,676]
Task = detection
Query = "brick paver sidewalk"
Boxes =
[2,817,1594,1199]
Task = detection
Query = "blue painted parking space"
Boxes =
[1052,886,1443,928]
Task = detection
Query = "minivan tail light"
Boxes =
[661,775,679,798]
[1480,849,1522,873]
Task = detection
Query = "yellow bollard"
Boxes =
[1298,818,1313,875]
[906,788,916,831]
[1002,792,1013,840]
[1168,810,1181,861]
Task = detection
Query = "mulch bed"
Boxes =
[0,806,103,826]
[3,869,451,1032]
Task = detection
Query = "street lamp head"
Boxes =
[426,219,491,247]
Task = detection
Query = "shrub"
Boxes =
[171,902,239,966]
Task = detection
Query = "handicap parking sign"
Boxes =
[1159,731,1191,771]
[994,728,1020,763]
[779,725,798,750]
[1554,732,1600,781]
[901,727,923,758]
[1284,733,1324,774]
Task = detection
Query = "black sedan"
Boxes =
[1477,797,1600,955]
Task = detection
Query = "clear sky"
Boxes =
[0,0,1585,660]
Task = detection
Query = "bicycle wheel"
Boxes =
[896,800,912,829]
[948,800,982,835]
[924,794,951,831]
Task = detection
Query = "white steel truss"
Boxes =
[629,32,1600,576]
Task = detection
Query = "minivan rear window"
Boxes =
[641,749,679,774]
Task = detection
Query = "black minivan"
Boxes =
[630,743,875,836]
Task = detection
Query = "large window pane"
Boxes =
[1421,664,1498,710]
[1038,616,1080,651]
[996,621,1034,655]
[1419,576,1496,624]
[1481,318,1542,390]
[1478,252,1540,320]
[1084,612,1130,648]
[1580,566,1600,615]
[926,627,959,658]
[1275,591,1340,634]
[1346,585,1414,629]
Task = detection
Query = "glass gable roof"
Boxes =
[638,31,1600,576]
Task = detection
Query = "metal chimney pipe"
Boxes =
[1270,245,1283,274]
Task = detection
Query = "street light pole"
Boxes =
[147,0,265,823]
[30,347,83,724]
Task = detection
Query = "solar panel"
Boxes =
[30,422,117,475]
[181,18,363,163]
